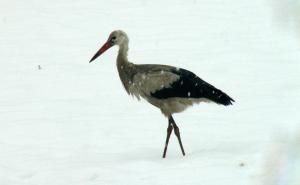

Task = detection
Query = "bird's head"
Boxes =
[89,30,128,63]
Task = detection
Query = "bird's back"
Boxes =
[132,64,234,106]
[150,67,234,106]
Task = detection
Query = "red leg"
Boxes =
[169,116,185,156]
[162,121,173,158]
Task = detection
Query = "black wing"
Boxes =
[150,68,234,106]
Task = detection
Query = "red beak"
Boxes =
[89,41,112,63]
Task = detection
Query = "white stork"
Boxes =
[89,30,234,158]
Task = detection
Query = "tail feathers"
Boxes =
[205,87,235,106]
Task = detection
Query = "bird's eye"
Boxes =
[110,36,117,44]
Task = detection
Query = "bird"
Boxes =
[89,30,234,158]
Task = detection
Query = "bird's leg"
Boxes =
[169,116,185,156]
[162,121,173,158]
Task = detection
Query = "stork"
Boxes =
[89,30,234,158]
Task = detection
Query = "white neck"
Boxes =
[117,38,129,62]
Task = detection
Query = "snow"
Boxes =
[0,0,300,185]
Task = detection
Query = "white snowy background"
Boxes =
[0,0,299,185]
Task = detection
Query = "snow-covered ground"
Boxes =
[0,0,299,184]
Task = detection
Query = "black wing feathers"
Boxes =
[150,68,234,106]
